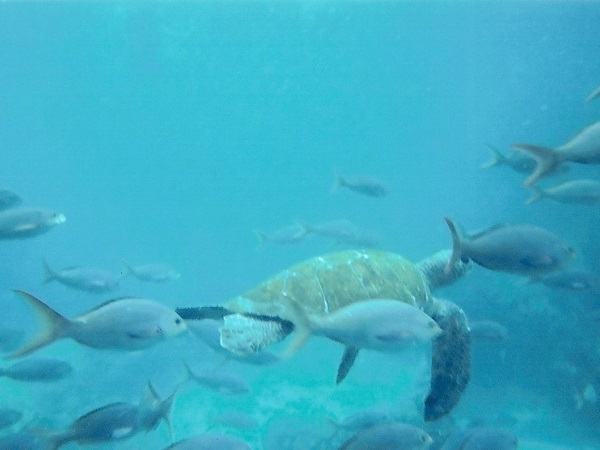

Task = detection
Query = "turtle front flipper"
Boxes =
[176,306,232,320]
[423,298,471,422]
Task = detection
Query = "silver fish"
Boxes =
[183,363,250,395]
[7,291,187,358]
[481,145,536,174]
[43,260,121,293]
[0,189,22,211]
[0,357,73,381]
[468,321,509,342]
[254,223,309,247]
[534,269,600,291]
[0,408,22,430]
[305,299,442,351]
[163,433,252,450]
[332,172,389,197]
[444,218,575,277]
[339,422,432,450]
[525,179,600,205]
[514,121,600,185]
[0,207,65,239]
[301,219,362,239]
[51,383,175,448]
[122,262,180,283]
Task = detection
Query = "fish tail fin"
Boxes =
[512,143,562,186]
[139,382,175,442]
[331,170,346,194]
[443,217,467,275]
[42,259,56,284]
[481,144,506,169]
[524,186,546,205]
[279,297,313,359]
[253,230,268,249]
[7,290,72,359]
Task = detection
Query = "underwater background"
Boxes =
[1,1,600,449]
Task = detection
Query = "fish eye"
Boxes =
[175,318,182,325]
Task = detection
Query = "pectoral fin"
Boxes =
[336,346,360,384]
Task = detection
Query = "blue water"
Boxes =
[1,1,600,449]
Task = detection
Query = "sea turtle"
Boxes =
[177,249,472,421]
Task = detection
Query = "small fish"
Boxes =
[7,291,187,358]
[339,422,432,450]
[586,84,600,103]
[163,433,252,450]
[254,223,309,247]
[525,179,600,205]
[533,269,600,291]
[468,321,509,342]
[183,362,250,395]
[211,410,260,430]
[513,121,600,185]
[440,427,518,450]
[300,219,362,240]
[0,189,22,211]
[43,260,121,293]
[0,357,73,381]
[481,145,537,174]
[444,218,575,277]
[332,172,389,198]
[0,408,22,430]
[0,207,66,239]
[328,405,395,431]
[122,262,180,283]
[51,382,176,448]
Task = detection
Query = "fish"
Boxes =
[162,433,252,450]
[183,362,250,395]
[440,427,518,450]
[332,172,389,198]
[338,422,433,450]
[481,145,537,173]
[0,189,22,211]
[0,408,22,430]
[122,261,180,283]
[0,357,73,381]
[211,410,260,430]
[186,317,280,365]
[328,405,395,431]
[513,121,600,185]
[50,382,176,448]
[533,269,600,291]
[287,298,441,384]
[444,218,575,277]
[525,179,600,205]
[42,260,121,293]
[586,84,600,102]
[254,223,309,247]
[301,219,380,247]
[0,207,66,239]
[7,290,187,358]
[468,321,509,342]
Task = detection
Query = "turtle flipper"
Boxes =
[423,298,471,421]
[176,306,232,320]
[336,346,360,384]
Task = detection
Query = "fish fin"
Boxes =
[481,144,506,169]
[331,170,346,194]
[278,297,312,359]
[524,186,546,205]
[336,346,360,384]
[6,290,72,359]
[443,217,467,275]
[294,220,312,235]
[253,230,268,250]
[120,260,134,278]
[585,85,600,103]
[512,143,562,186]
[42,259,56,284]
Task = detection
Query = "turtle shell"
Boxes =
[225,249,433,321]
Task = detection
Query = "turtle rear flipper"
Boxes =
[423,298,471,421]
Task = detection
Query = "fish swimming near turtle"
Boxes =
[331,171,389,198]
[42,260,121,293]
[177,246,473,422]
[0,207,66,240]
